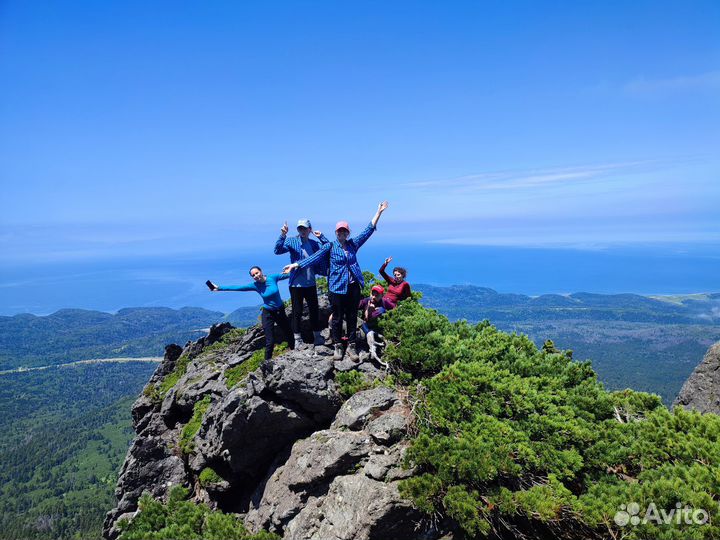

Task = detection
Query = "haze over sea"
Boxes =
[2,242,718,316]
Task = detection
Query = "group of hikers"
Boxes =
[207,201,412,362]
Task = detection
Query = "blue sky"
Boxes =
[1,0,719,266]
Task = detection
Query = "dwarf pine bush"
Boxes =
[379,299,720,539]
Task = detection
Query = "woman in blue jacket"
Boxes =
[208,267,293,360]
[274,219,329,347]
[283,201,389,361]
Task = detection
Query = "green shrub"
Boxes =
[198,467,223,487]
[179,396,211,454]
[117,485,279,540]
[335,370,373,398]
[386,301,720,539]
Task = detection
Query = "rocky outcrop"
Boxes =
[673,341,720,414]
[103,300,442,540]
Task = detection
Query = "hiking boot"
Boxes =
[346,343,359,362]
[333,344,344,361]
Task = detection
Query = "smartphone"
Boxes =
[206,280,216,291]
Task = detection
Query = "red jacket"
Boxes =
[379,262,411,308]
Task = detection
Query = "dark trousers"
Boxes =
[261,307,294,360]
[329,282,362,344]
[289,286,322,334]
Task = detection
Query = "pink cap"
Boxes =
[335,220,350,232]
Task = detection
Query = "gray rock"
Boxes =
[246,430,375,533]
[102,432,188,540]
[332,386,399,430]
[283,474,430,540]
[367,412,407,445]
[673,341,720,414]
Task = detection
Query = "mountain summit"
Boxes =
[105,299,720,540]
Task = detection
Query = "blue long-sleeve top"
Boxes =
[295,222,376,294]
[273,233,329,286]
[216,273,289,310]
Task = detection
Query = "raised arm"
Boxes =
[313,230,330,245]
[274,222,291,255]
[370,200,388,228]
[379,256,394,283]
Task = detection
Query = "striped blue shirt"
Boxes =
[296,222,376,294]
[274,233,329,286]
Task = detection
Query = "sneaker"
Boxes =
[346,343,359,362]
[333,344,344,361]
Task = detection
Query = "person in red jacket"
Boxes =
[378,256,411,309]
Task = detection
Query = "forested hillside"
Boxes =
[0,363,155,540]
[0,307,225,370]
[417,286,720,403]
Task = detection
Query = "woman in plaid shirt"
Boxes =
[284,201,389,361]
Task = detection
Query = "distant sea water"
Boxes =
[1,243,718,316]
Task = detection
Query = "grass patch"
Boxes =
[179,396,211,454]
[198,327,248,357]
[224,343,289,389]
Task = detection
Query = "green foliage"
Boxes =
[388,301,720,539]
[198,327,247,357]
[224,343,288,389]
[335,370,373,398]
[157,354,191,397]
[0,307,225,371]
[179,396,211,455]
[316,277,328,294]
[0,363,154,540]
[198,467,223,487]
[117,486,279,540]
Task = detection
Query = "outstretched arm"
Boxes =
[214,283,256,292]
[284,242,331,273]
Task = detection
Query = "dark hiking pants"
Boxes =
[329,282,361,345]
[289,285,322,334]
[261,307,294,360]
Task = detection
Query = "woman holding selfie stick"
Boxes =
[207,267,294,360]
[283,201,389,361]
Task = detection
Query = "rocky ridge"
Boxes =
[673,341,720,414]
[103,300,444,540]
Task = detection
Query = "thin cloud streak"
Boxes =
[625,71,720,95]
[401,160,659,193]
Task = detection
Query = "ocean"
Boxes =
[1,243,718,316]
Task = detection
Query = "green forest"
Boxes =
[0,363,155,540]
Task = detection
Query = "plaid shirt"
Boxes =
[274,233,330,284]
[296,222,376,294]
